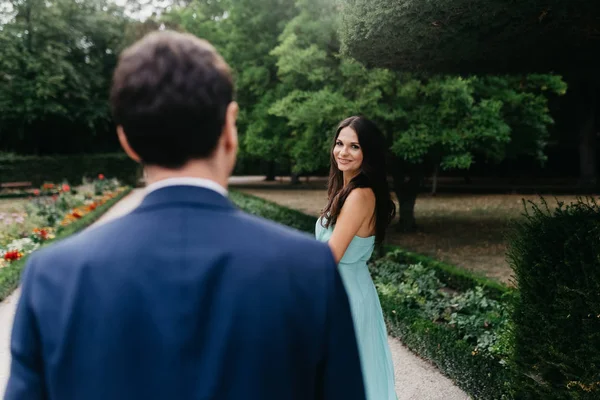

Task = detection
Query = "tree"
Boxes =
[271,0,565,231]
[385,74,565,231]
[339,0,600,186]
[0,0,129,154]
[164,0,298,180]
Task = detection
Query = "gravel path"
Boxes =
[0,186,470,399]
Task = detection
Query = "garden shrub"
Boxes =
[371,252,514,399]
[507,198,600,399]
[229,191,316,234]
[383,246,510,301]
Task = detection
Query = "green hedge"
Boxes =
[0,153,140,187]
[230,190,514,399]
[0,187,132,302]
[229,191,316,233]
[507,198,600,399]
[372,253,513,399]
[381,291,513,399]
[383,246,511,301]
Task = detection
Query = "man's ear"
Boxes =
[222,101,239,153]
[117,126,142,163]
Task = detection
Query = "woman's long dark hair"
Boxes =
[321,116,396,244]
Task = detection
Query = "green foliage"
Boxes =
[229,191,315,234]
[381,288,514,399]
[338,0,600,77]
[268,0,382,173]
[371,252,511,360]
[26,194,75,227]
[0,0,565,184]
[383,246,511,301]
[164,0,298,167]
[0,0,130,154]
[0,187,132,302]
[92,176,120,196]
[507,198,600,399]
[266,0,565,191]
[164,0,565,232]
[0,153,140,186]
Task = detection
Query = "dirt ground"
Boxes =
[237,187,583,284]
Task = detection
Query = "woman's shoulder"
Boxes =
[348,186,375,201]
[345,187,375,208]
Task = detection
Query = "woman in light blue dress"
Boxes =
[316,116,397,400]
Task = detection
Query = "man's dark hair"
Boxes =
[110,30,234,168]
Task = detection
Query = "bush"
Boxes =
[383,246,511,301]
[229,191,316,234]
[0,153,140,187]
[507,198,600,399]
[372,253,514,399]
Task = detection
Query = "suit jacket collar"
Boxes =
[145,177,228,197]
[136,185,236,212]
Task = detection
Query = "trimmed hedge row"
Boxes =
[381,293,513,399]
[383,246,511,301]
[372,252,513,399]
[0,153,140,187]
[0,187,132,302]
[230,190,513,399]
[228,191,316,234]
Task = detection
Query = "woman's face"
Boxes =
[333,127,363,174]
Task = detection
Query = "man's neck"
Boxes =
[143,160,229,190]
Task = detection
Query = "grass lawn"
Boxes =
[238,188,583,284]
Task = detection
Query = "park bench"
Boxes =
[0,181,32,190]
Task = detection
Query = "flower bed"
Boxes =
[229,190,515,399]
[0,176,131,301]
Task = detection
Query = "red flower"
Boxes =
[33,228,49,240]
[52,195,58,201]
[4,250,23,261]
[62,184,70,192]
[98,174,105,180]
[33,189,40,196]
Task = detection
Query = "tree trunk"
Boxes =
[397,189,418,232]
[579,116,596,187]
[390,162,421,233]
[578,86,597,187]
[264,161,276,181]
[431,164,439,196]
[463,171,472,184]
[290,172,301,185]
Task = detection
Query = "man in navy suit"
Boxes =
[4,31,366,399]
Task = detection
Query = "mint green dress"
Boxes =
[316,218,397,400]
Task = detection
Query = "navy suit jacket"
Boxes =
[5,186,366,400]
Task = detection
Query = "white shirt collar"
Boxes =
[144,177,228,197]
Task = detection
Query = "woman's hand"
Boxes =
[328,188,375,263]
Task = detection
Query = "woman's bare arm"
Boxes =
[327,188,375,263]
